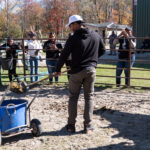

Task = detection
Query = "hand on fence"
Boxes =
[54,72,61,76]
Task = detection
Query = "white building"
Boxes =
[86,22,131,43]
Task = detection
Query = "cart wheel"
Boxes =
[0,130,2,146]
[30,119,42,137]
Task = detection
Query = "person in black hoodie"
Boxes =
[0,37,20,82]
[55,15,105,134]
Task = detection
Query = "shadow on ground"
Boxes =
[42,126,83,137]
[0,85,69,99]
[87,108,150,150]
[95,85,113,92]
[2,133,33,145]
[0,85,7,92]
[1,84,114,99]
[1,126,83,146]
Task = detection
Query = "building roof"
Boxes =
[86,22,132,30]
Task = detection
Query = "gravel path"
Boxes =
[0,86,150,150]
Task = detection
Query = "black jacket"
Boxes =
[43,40,62,59]
[0,43,19,59]
[56,28,105,74]
[118,37,135,59]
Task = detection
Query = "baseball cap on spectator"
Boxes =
[28,32,36,37]
[66,15,84,27]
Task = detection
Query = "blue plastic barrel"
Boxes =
[0,99,28,133]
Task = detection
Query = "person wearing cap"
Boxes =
[0,37,20,82]
[27,32,42,82]
[113,27,136,87]
[43,32,62,84]
[55,15,105,133]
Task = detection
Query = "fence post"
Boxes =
[22,39,26,81]
[128,38,132,86]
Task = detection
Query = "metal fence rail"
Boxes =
[0,37,150,88]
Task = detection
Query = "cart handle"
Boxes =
[27,69,69,110]
[6,103,16,116]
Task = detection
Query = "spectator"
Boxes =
[140,36,150,52]
[55,15,105,134]
[0,37,20,82]
[27,33,42,82]
[109,31,117,55]
[21,32,33,70]
[43,32,62,84]
[114,27,136,87]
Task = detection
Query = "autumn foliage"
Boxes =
[0,0,132,38]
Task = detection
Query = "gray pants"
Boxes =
[68,67,96,125]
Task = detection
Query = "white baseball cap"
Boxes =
[66,15,84,27]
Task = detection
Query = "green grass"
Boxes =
[96,64,150,88]
[59,63,150,88]
[1,63,150,89]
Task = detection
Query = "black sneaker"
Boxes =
[83,124,94,134]
[66,124,76,133]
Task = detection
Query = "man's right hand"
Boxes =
[54,72,61,76]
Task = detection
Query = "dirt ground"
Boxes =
[0,85,150,150]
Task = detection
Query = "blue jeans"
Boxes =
[46,60,58,82]
[30,56,39,82]
[116,55,135,85]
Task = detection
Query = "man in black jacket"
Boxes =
[55,15,105,133]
